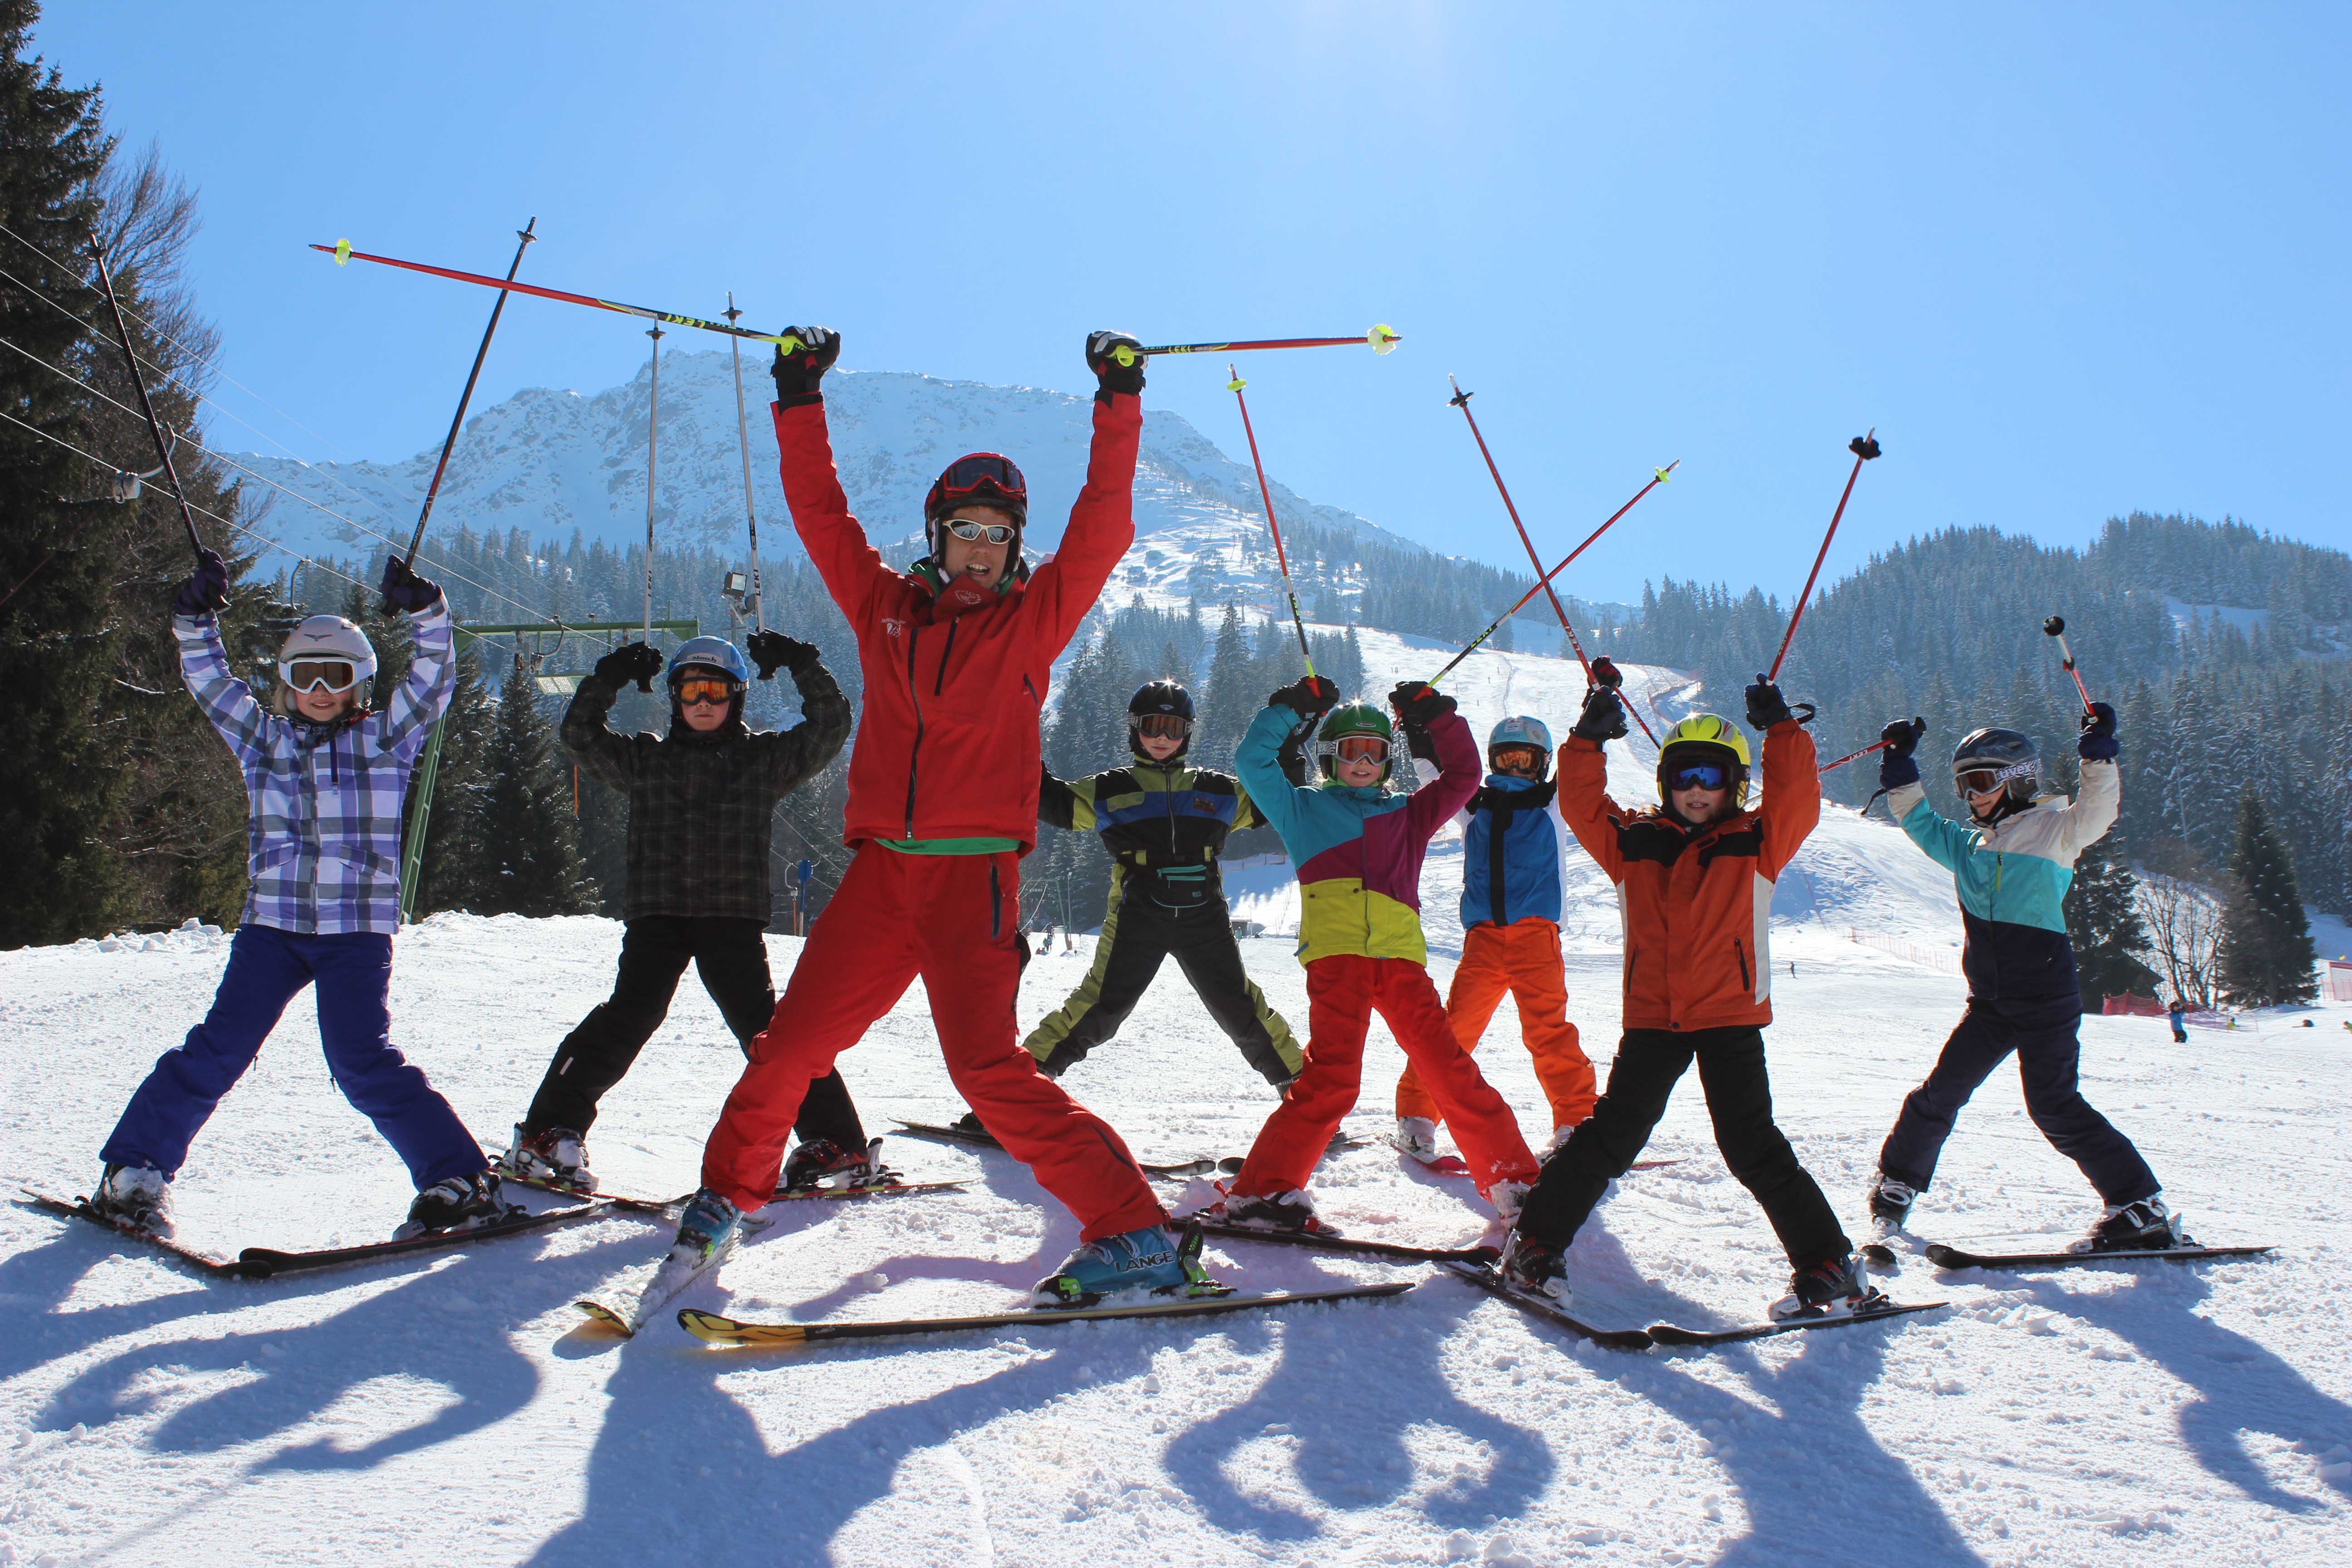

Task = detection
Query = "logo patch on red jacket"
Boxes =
[882,617,906,639]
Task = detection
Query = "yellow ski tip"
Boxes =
[678,1308,808,1346]
[1369,323,1401,354]
[333,238,352,266]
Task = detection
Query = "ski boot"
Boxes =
[670,1188,744,1268]
[1496,1230,1572,1304]
[1208,1184,1343,1237]
[777,1137,903,1196]
[1769,1251,1878,1322]
[2069,1195,2185,1254]
[1030,1222,1225,1308]
[500,1123,593,1193]
[90,1163,173,1236]
[949,1110,990,1137]
[1391,1116,1441,1164]
[1867,1173,1915,1227]
[396,1171,520,1240]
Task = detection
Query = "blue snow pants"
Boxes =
[1878,1000,2159,1205]
[100,924,487,1189]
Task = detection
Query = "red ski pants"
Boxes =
[1397,918,1596,1132]
[701,844,1166,1240]
[1235,954,1539,1201]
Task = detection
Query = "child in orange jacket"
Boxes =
[1498,668,1865,1323]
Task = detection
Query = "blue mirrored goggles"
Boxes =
[1664,760,1732,792]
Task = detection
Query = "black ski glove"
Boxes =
[1086,330,1146,397]
[2078,701,2119,761]
[747,629,819,681]
[1745,676,1793,731]
[1588,656,1624,689]
[770,327,840,404]
[1402,720,1438,764]
[594,641,665,694]
[1270,674,1339,721]
[1389,680,1456,728]
[1878,716,1926,789]
[378,554,443,615]
[1275,722,1313,786]
[172,546,230,617]
[1570,684,1626,743]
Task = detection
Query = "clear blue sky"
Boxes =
[33,2,2351,605]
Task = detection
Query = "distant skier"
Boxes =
[1866,707,2180,1252]
[1205,678,1541,1235]
[1393,714,1595,1169]
[91,552,512,1240]
[500,631,881,1198]
[672,327,1215,1308]
[2167,996,2188,1044]
[1499,670,1870,1323]
[959,679,1302,1120]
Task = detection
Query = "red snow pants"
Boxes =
[1397,918,1596,1132]
[700,844,1166,1241]
[1235,954,1539,1201]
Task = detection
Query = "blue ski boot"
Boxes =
[670,1188,743,1267]
[1030,1222,1227,1308]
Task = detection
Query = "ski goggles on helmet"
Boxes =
[941,518,1017,544]
[284,659,359,694]
[674,676,739,706]
[1334,735,1391,764]
[1955,761,2036,795]
[1133,713,1192,740]
[1664,759,1733,792]
[927,453,1028,515]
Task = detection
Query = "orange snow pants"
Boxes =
[1397,918,1596,1132]
[1235,954,1540,1201]
[701,844,1166,1241]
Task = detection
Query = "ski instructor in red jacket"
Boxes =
[676,328,1222,1309]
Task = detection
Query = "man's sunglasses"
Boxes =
[1335,735,1390,764]
[674,677,738,707]
[1664,760,1732,792]
[285,660,358,694]
[942,519,1017,544]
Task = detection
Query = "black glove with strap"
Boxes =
[1745,676,1793,731]
[1389,680,1455,728]
[746,629,819,681]
[1270,674,1339,721]
[172,546,230,617]
[594,641,665,694]
[1086,330,1146,398]
[1570,683,1627,743]
[2078,701,2119,761]
[770,327,840,405]
[1878,716,1926,789]
[378,554,443,615]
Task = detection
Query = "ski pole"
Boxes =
[1424,461,1678,689]
[314,240,808,347]
[639,324,662,687]
[1765,432,1881,682]
[1818,737,1897,774]
[1445,377,1658,745]
[1113,326,1398,368]
[724,291,768,648]
[2043,615,2095,715]
[1226,367,1316,677]
[87,230,206,564]
[401,219,535,577]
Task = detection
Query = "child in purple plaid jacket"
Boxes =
[91,552,512,1241]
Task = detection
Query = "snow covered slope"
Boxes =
[4,912,2346,1566]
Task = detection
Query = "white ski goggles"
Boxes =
[284,659,360,694]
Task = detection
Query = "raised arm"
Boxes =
[175,613,270,766]
[1755,719,1821,876]
[1022,385,1142,658]
[767,329,892,623]
[756,646,853,794]
[375,597,456,760]
[1235,702,1314,847]
[1555,738,1628,883]
[562,661,643,793]
[1400,703,1480,846]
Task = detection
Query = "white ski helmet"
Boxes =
[275,615,377,712]
[1488,715,1553,779]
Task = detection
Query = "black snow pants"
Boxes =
[1021,877,1302,1088]
[1518,1025,1850,1269]
[524,916,863,1147]
[1878,1000,2159,1205]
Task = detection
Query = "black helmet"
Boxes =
[1127,679,1195,759]
[1952,727,2039,818]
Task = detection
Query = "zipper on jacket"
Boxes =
[933,620,959,696]
[1735,939,1751,992]
[903,625,924,839]
[1624,946,1637,998]
[988,858,1002,939]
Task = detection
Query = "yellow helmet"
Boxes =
[1656,713,1752,809]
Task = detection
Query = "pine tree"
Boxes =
[409,641,495,916]
[1199,604,1256,769]
[2064,839,2157,1012]
[2215,791,2317,1007]
[470,666,595,917]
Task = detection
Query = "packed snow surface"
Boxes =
[6,884,2347,1563]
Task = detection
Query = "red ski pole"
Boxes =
[1445,377,1657,745]
[1114,326,1398,366]
[2043,616,2096,715]
[1766,432,1881,683]
[1226,368,1316,676]
[1818,737,1897,774]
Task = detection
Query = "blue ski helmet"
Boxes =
[666,636,750,687]
[1488,715,1553,779]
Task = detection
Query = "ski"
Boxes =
[891,1120,1358,1180]
[1923,1241,2273,1272]
[676,1280,1416,1348]
[1438,1259,1654,1351]
[1646,1296,1944,1347]
[495,1168,690,1215]
[1408,1154,1680,1181]
[24,1188,610,1280]
[1186,1218,1497,1263]
[576,1237,738,1338]
[773,1180,967,1203]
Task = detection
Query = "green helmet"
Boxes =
[1317,701,1394,784]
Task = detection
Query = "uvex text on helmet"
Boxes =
[1951,727,2040,804]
